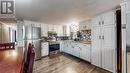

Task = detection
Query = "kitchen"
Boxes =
[18,10,116,73]
[0,0,129,73]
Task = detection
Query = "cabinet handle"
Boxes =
[102,36,104,40]
[79,47,82,50]
[99,21,101,25]
[102,21,104,25]
[99,36,101,39]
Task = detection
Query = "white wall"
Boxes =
[0,22,16,43]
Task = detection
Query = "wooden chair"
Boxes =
[24,43,35,73]
[27,49,35,73]
[26,43,33,66]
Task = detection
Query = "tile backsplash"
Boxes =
[80,30,91,42]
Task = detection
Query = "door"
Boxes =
[102,25,116,72]
[91,26,102,67]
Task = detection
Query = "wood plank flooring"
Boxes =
[33,53,112,73]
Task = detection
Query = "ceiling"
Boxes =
[15,0,121,25]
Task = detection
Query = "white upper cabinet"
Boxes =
[62,25,70,36]
[48,24,54,31]
[127,1,130,12]
[91,10,116,72]
[121,2,127,24]
[92,11,115,27]
[91,16,102,27]
[79,20,91,30]
[41,24,48,37]
[41,24,64,36]
[102,11,115,25]
[57,25,63,36]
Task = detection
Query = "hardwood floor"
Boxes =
[33,53,111,73]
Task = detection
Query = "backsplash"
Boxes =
[80,30,91,42]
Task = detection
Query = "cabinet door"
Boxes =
[65,41,71,54]
[85,45,91,62]
[48,25,54,31]
[71,43,75,56]
[79,24,83,30]
[41,24,48,36]
[41,42,49,56]
[70,42,74,55]
[91,26,102,67]
[79,44,91,62]
[121,3,127,25]
[60,41,64,52]
[64,41,67,53]
[102,11,115,25]
[102,25,115,72]
[91,16,102,27]
[73,43,80,57]
[127,1,130,12]
[80,44,87,60]
[58,26,63,36]
[67,42,72,54]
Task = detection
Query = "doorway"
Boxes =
[116,9,122,73]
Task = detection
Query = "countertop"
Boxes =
[78,41,91,44]
[41,40,91,45]
[70,40,91,44]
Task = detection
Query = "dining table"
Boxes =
[0,48,25,73]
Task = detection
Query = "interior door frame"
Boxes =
[116,8,122,73]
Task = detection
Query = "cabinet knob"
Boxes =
[102,21,104,25]
[102,36,104,40]
[99,21,101,25]
[99,36,101,39]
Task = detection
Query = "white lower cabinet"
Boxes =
[41,42,49,57]
[60,41,91,62]
[82,45,91,62]
[72,43,80,57]
[60,41,65,52]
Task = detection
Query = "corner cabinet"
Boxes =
[91,11,116,72]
